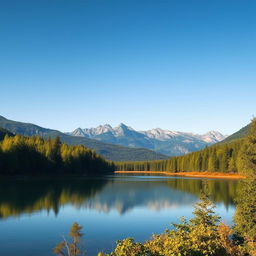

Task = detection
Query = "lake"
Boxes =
[0,175,240,256]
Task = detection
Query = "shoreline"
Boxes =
[114,171,245,179]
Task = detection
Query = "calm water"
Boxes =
[0,175,240,256]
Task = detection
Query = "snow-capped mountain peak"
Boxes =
[142,128,180,140]
[201,131,226,143]
[70,127,86,137]
[67,124,227,156]
[94,124,114,135]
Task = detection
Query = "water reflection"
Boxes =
[0,175,240,219]
[0,178,107,218]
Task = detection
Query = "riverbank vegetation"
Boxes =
[0,134,115,176]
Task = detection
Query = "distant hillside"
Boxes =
[67,123,227,156]
[0,116,167,161]
[115,119,255,174]
[0,115,58,136]
[221,123,250,143]
[0,127,14,140]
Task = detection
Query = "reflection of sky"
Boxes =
[0,176,236,256]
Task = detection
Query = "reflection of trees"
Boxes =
[0,178,107,219]
[70,178,238,215]
[0,177,239,218]
[165,178,240,207]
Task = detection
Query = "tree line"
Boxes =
[116,138,245,173]
[0,134,115,175]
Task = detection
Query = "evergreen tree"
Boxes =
[0,134,115,176]
[239,118,256,177]
[234,119,256,255]
[190,191,220,227]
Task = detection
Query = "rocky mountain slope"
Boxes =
[68,124,227,156]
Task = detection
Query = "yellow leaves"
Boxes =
[113,238,146,256]
[143,197,235,256]
[53,241,66,255]
[53,223,83,256]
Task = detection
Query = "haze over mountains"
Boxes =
[67,124,227,156]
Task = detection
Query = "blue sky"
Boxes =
[0,0,255,134]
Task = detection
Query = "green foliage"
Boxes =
[234,178,256,255]
[234,119,256,255]
[0,134,115,175]
[239,118,256,177]
[116,138,245,174]
[190,192,220,227]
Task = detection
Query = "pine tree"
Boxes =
[190,187,220,227]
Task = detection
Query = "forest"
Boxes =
[0,134,115,176]
[116,137,245,174]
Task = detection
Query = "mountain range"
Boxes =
[0,115,251,161]
[0,115,167,161]
[67,124,227,156]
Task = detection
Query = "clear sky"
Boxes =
[0,0,255,134]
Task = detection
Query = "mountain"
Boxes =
[67,124,227,156]
[0,115,58,137]
[0,115,167,161]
